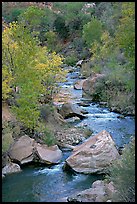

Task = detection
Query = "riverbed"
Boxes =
[2,66,135,202]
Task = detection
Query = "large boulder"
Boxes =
[8,135,35,165]
[67,180,115,202]
[34,143,62,164]
[82,73,105,97]
[65,130,120,174]
[2,162,21,175]
[74,79,86,90]
[8,134,63,166]
[58,102,87,119]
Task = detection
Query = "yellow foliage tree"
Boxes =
[2,22,65,129]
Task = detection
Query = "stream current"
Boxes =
[2,66,135,202]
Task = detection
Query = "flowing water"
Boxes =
[2,66,135,202]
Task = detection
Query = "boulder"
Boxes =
[67,180,115,202]
[8,135,35,165]
[82,73,105,97]
[35,143,62,164]
[74,79,86,90]
[65,130,120,174]
[2,162,21,175]
[59,102,87,119]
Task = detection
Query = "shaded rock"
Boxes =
[82,73,105,97]
[65,116,80,123]
[2,153,10,168]
[2,162,21,175]
[8,135,35,165]
[67,180,116,202]
[59,102,87,119]
[35,143,62,164]
[65,130,120,174]
[74,79,86,90]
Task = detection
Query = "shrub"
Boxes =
[2,122,14,153]
[105,138,135,202]
[64,54,78,66]
[42,127,56,146]
[45,31,58,51]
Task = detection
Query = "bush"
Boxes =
[45,31,58,51]
[42,127,56,146]
[64,54,78,66]
[2,122,14,153]
[105,138,135,202]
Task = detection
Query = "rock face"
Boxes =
[59,102,87,119]
[67,180,115,202]
[35,143,62,164]
[2,162,21,175]
[82,74,105,97]
[65,130,120,174]
[8,135,35,165]
[8,135,63,165]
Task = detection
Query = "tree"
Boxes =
[115,2,135,70]
[53,15,69,39]
[2,22,64,129]
[82,17,103,47]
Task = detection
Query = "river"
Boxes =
[2,66,135,202]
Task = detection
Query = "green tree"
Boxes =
[82,17,103,47]
[53,15,69,39]
[115,2,135,70]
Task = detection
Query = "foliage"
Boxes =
[2,22,64,129]
[53,15,69,39]
[2,121,14,153]
[42,127,56,146]
[2,2,26,22]
[45,31,58,51]
[64,54,78,66]
[2,65,13,100]
[105,138,135,202]
[82,17,103,47]
[115,2,135,70]
[93,2,122,36]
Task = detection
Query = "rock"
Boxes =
[117,115,125,119]
[74,79,86,90]
[59,102,87,119]
[8,135,35,165]
[56,127,86,146]
[76,59,84,67]
[35,143,62,164]
[2,162,21,175]
[65,130,120,174]
[2,153,10,168]
[65,116,80,123]
[67,180,115,202]
[82,74,105,97]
